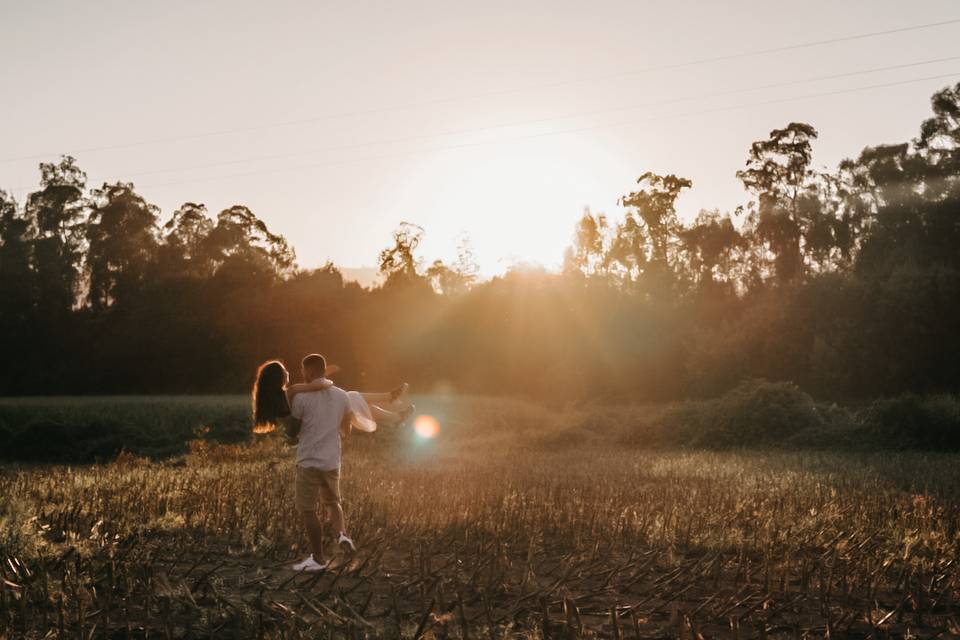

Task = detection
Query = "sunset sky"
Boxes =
[2,1,959,277]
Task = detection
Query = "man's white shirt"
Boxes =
[291,382,351,471]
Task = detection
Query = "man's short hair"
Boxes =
[301,353,326,377]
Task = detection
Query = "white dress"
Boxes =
[346,390,378,432]
[310,378,379,432]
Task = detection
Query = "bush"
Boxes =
[804,403,857,447]
[623,401,704,448]
[5,419,80,461]
[3,418,152,463]
[638,383,960,451]
[654,380,824,448]
[857,394,960,450]
[0,396,253,464]
[0,418,11,452]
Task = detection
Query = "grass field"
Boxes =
[1,395,959,638]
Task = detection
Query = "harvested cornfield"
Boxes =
[1,396,959,638]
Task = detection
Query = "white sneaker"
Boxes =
[337,532,356,552]
[291,555,328,572]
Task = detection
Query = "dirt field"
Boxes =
[1,395,959,638]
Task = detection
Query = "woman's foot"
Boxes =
[390,382,410,403]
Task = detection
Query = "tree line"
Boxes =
[2,83,959,400]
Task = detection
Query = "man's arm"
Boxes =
[340,410,354,439]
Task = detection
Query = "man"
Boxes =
[290,353,356,572]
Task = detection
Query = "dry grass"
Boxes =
[1,395,959,638]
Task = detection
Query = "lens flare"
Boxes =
[413,414,440,439]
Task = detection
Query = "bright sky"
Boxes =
[2,1,959,277]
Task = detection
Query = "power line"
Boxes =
[24,55,960,190]
[2,17,959,164]
[131,71,960,192]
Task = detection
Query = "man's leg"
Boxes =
[293,467,328,569]
[320,470,345,534]
[301,510,325,561]
[326,501,345,536]
[321,468,355,550]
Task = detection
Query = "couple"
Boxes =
[252,353,414,571]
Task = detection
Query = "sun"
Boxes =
[399,131,620,275]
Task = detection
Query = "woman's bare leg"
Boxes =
[360,392,393,405]
[369,403,415,427]
[370,404,404,426]
[360,383,409,408]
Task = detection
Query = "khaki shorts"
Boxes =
[294,466,341,512]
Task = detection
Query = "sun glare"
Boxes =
[404,135,616,273]
[413,414,441,439]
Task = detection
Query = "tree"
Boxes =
[2,83,960,401]
[0,191,39,391]
[678,210,743,287]
[86,183,161,309]
[565,208,608,277]
[203,205,296,278]
[835,141,935,237]
[25,156,87,313]
[918,81,960,180]
[161,202,215,277]
[620,173,691,262]
[426,235,479,296]
[846,132,960,278]
[452,232,480,291]
[737,123,819,284]
[378,222,425,287]
[426,260,459,295]
[800,172,861,272]
[603,212,645,285]
[0,190,34,321]
[618,172,692,293]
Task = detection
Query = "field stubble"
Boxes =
[1,395,959,638]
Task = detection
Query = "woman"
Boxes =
[252,360,412,436]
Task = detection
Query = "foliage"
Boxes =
[0,396,249,462]
[659,379,823,448]
[2,83,960,402]
[2,389,959,468]
[857,393,960,450]
[377,221,425,287]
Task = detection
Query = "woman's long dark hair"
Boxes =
[252,360,291,428]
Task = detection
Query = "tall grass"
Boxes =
[1,394,959,637]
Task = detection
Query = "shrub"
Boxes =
[3,418,148,463]
[656,380,823,448]
[0,418,11,452]
[857,394,960,450]
[630,401,704,448]
[5,419,79,462]
[0,397,253,464]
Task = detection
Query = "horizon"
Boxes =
[3,1,960,277]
